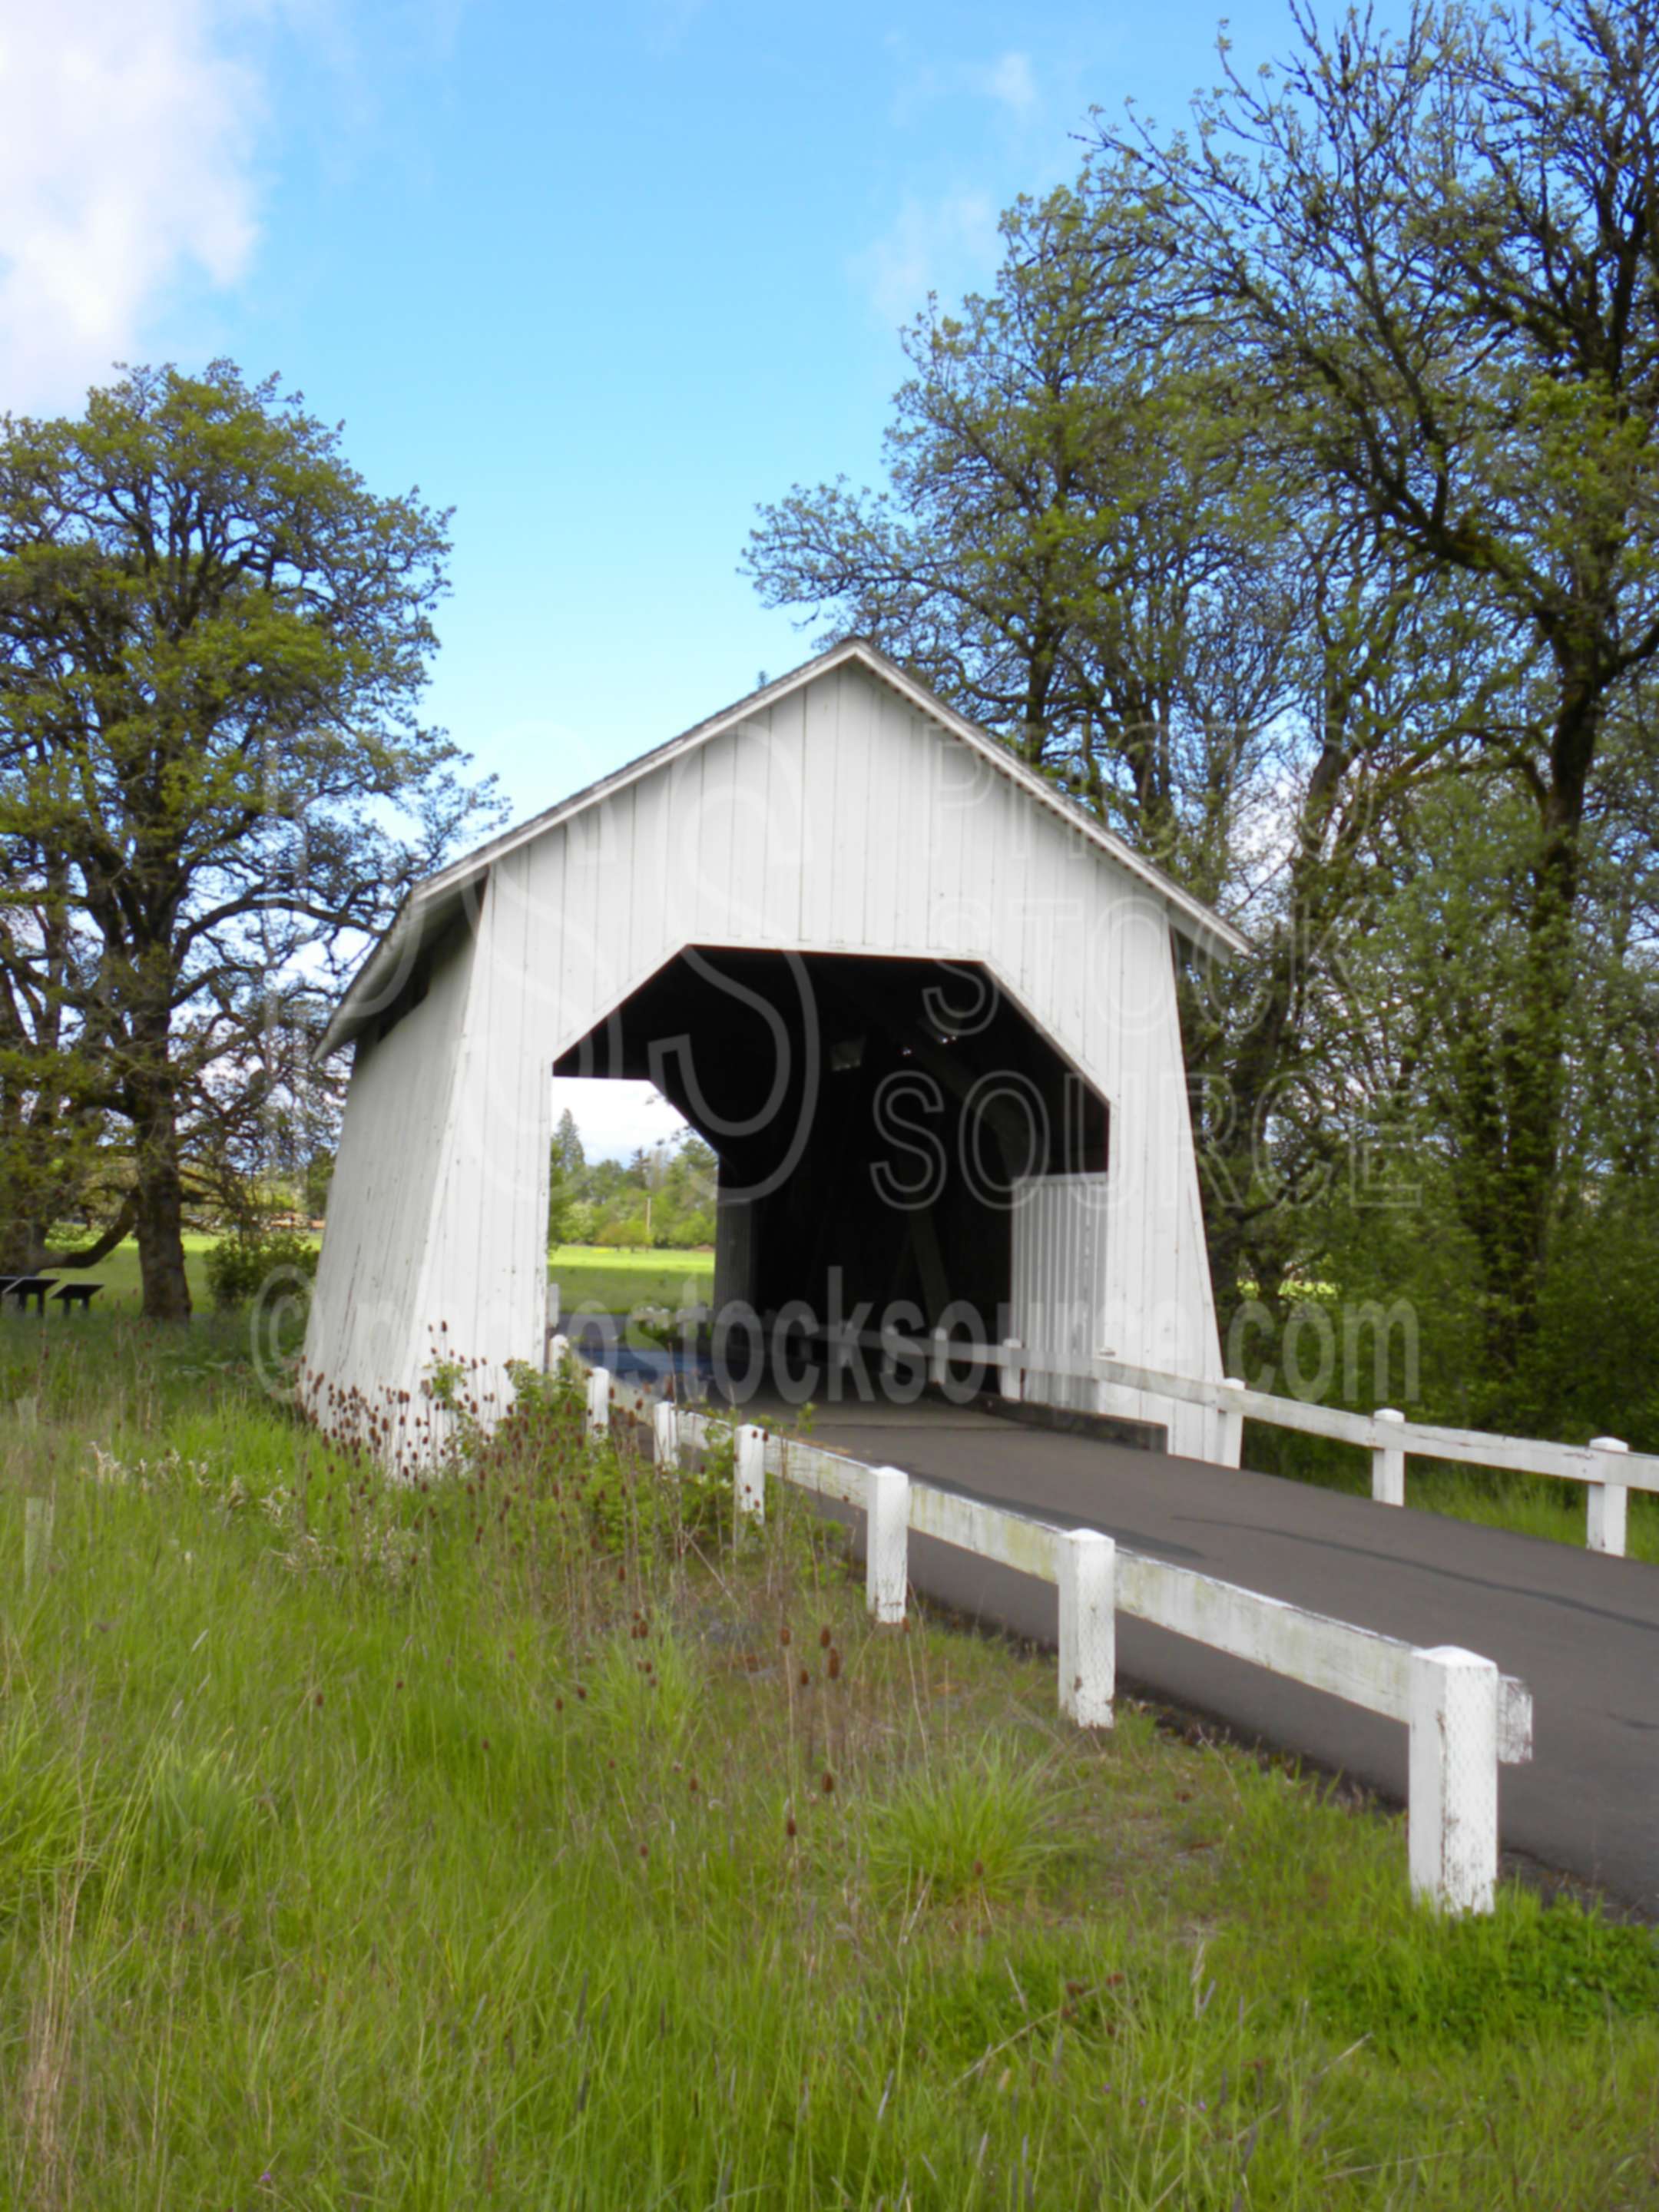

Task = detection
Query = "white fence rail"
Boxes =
[555,1340,1533,1914]
[548,1310,1651,1561]
[1091,1356,1659,1559]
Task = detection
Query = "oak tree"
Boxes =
[0,363,495,1316]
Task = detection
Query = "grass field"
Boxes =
[550,1243,714,1316]
[1,1314,1656,2207]
[39,1233,220,1310]
[31,1239,711,1320]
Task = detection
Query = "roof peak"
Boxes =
[318,638,1247,1057]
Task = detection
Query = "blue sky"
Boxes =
[5,0,1316,1150]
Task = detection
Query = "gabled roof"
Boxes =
[318,638,1250,1057]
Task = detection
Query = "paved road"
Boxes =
[783,1397,1659,1915]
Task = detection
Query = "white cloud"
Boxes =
[882,38,1040,125]
[0,0,263,412]
[853,190,1002,325]
[967,51,1037,116]
[551,1078,690,1167]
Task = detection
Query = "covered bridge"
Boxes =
[303,641,1247,1461]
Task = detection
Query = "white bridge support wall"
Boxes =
[306,654,1227,1452]
[1010,1173,1109,1417]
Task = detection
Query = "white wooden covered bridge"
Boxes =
[303,641,1247,1461]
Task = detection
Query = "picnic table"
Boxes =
[0,1276,103,1315]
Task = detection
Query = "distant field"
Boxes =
[25,1237,708,1322]
[550,1243,714,1316]
[38,1234,222,1312]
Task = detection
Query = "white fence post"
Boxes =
[1058,1529,1115,1728]
[549,1280,561,1332]
[585,1366,611,1439]
[929,1328,948,1390]
[735,1425,766,1525]
[548,1332,570,1373]
[1408,1646,1499,1913]
[1000,1339,1023,1402]
[652,1399,680,1469]
[23,1495,53,1587]
[1217,1378,1244,1468]
[866,1465,909,1624]
[1373,1409,1406,1507]
[1588,1438,1629,1556]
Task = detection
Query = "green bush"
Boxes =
[144,1746,257,1883]
[204,1230,320,1312]
[595,1217,651,1250]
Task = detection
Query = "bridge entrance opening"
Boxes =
[553,948,1108,1358]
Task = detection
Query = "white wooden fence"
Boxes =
[558,1303,1652,1560]
[743,1320,1657,1558]
[557,1342,1534,1915]
[1088,1355,1659,1559]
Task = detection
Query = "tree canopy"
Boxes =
[0,362,498,1314]
[750,0,1659,1439]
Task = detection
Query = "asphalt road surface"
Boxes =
[783,1397,1659,1916]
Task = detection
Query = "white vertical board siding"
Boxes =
[690,725,740,941]
[309,657,1228,1455]
[799,673,841,945]
[412,849,550,1422]
[830,667,875,945]
[760,688,810,942]
[302,916,477,1439]
[1011,1176,1111,1411]
[1072,863,1224,1462]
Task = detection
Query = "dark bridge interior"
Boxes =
[554,948,1108,1327]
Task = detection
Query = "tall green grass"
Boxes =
[0,1318,1655,2206]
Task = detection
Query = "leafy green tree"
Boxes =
[0,818,119,1268]
[303,1147,334,1222]
[0,363,495,1317]
[749,174,1301,900]
[548,1106,585,1247]
[749,175,1497,1336]
[1110,0,1659,1386]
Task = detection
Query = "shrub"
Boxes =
[596,1217,651,1250]
[205,1229,320,1312]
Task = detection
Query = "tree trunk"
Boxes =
[1444,687,1591,1411]
[131,1070,192,1321]
[50,1193,137,1270]
[0,1215,45,1276]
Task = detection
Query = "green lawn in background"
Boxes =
[24,1237,710,1323]
[37,1233,221,1312]
[549,1241,714,1316]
